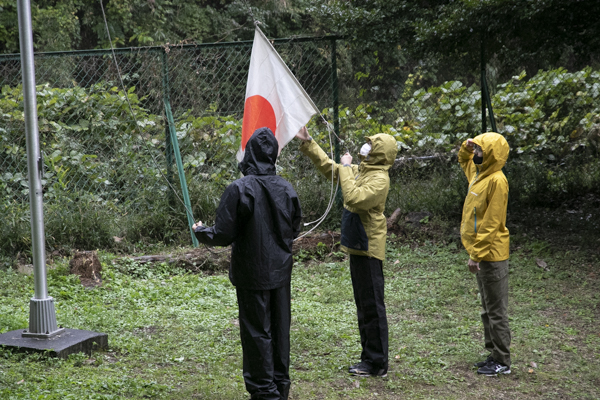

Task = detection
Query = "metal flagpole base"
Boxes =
[21,297,64,338]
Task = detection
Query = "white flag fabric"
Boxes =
[237,27,318,162]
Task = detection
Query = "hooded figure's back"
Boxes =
[195,127,302,289]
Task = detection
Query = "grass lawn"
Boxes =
[1,233,599,399]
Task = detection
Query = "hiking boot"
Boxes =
[477,359,511,376]
[348,361,387,377]
[473,355,494,368]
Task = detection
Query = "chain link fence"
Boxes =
[0,37,338,252]
[337,46,600,223]
[2,36,599,254]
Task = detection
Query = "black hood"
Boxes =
[238,127,278,176]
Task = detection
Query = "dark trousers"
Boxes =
[476,260,511,366]
[236,284,291,400]
[349,255,389,370]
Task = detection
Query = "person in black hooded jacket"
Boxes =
[193,127,302,400]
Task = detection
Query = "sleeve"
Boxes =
[470,178,508,262]
[458,140,477,182]
[291,191,302,239]
[299,139,342,182]
[338,167,388,211]
[194,183,244,246]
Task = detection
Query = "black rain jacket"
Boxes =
[194,127,302,290]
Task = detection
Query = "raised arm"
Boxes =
[338,167,388,210]
[458,139,477,182]
[299,138,342,182]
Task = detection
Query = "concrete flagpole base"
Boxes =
[0,329,108,359]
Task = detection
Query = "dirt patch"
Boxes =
[294,231,341,256]
[125,247,232,274]
[117,215,463,275]
[387,211,460,247]
[132,325,162,337]
[508,199,600,256]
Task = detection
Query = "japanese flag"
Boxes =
[237,27,318,162]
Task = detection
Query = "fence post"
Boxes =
[331,38,342,207]
[331,39,341,163]
[481,36,487,134]
[480,34,497,133]
[161,51,174,205]
[482,74,497,133]
[162,49,199,247]
[482,75,497,133]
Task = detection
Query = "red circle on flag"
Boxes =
[241,95,277,151]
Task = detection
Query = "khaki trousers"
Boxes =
[476,260,511,366]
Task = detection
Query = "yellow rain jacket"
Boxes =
[300,134,398,260]
[459,132,510,262]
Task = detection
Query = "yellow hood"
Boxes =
[363,133,398,169]
[472,132,510,179]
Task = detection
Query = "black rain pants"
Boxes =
[349,254,389,371]
[236,284,291,400]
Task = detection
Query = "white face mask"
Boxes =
[359,143,372,157]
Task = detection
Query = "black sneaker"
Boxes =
[477,360,511,376]
[348,361,387,377]
[473,355,494,368]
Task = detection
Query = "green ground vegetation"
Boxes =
[1,224,598,399]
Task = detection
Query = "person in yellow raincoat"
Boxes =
[296,126,397,377]
[458,132,512,376]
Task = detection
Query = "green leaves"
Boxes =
[313,67,600,159]
[0,0,317,53]
[496,67,600,157]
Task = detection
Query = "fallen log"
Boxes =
[117,250,231,274]
[127,255,172,263]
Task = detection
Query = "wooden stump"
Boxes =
[69,251,102,287]
[387,208,403,230]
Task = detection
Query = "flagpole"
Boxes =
[17,0,64,338]
[0,0,107,359]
